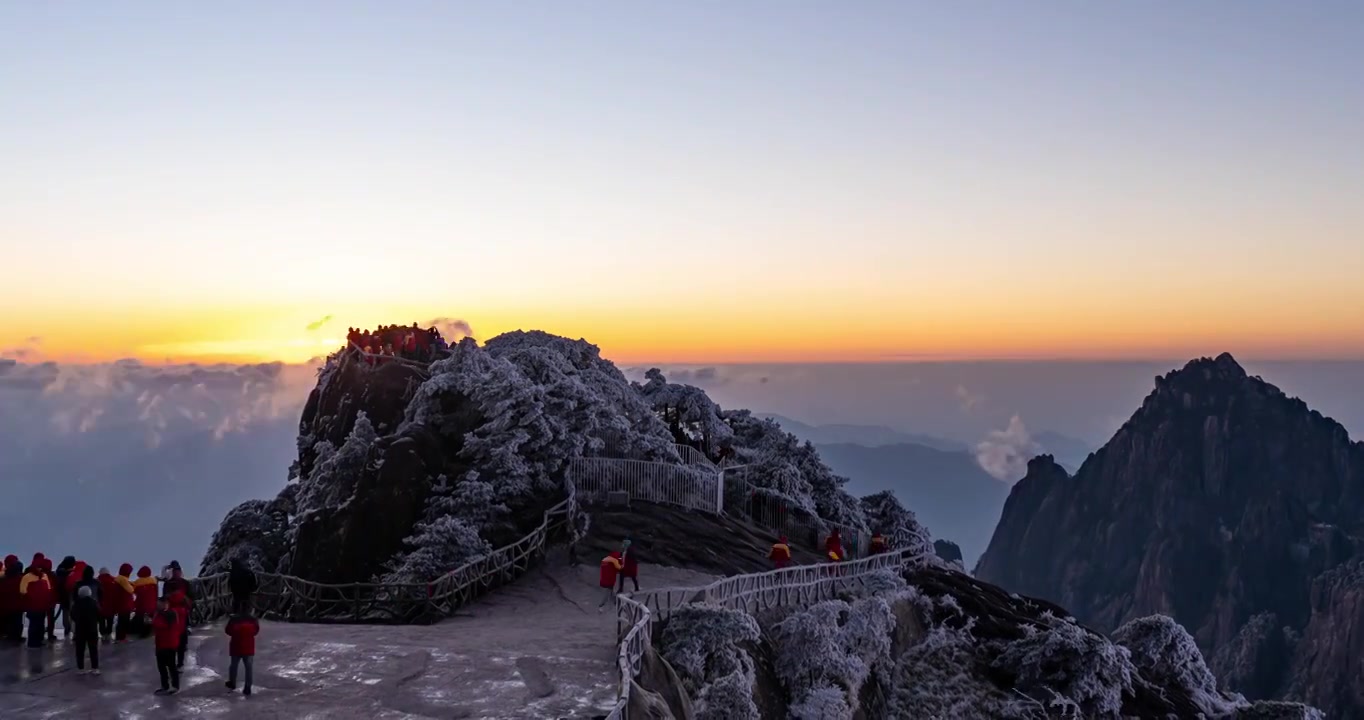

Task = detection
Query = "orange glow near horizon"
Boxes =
[5,290,1364,367]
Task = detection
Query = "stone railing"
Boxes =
[570,457,722,515]
[604,548,915,718]
[190,493,577,625]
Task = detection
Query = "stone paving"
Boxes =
[0,559,716,719]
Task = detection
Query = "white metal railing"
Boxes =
[570,458,721,514]
[673,443,716,469]
[605,548,917,719]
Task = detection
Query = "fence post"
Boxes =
[715,469,725,513]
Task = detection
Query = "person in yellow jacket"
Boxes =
[114,564,136,642]
[769,537,792,569]
[19,556,54,648]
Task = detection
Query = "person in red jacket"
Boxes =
[824,529,844,562]
[167,590,190,669]
[114,564,136,642]
[97,568,119,638]
[151,597,182,695]
[868,532,888,556]
[0,555,19,642]
[132,567,158,637]
[224,611,260,696]
[19,560,53,647]
[597,551,622,611]
[769,536,792,569]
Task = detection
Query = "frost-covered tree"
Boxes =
[1113,615,1244,717]
[790,685,851,720]
[383,474,497,583]
[660,604,761,693]
[720,409,868,533]
[888,626,1022,719]
[294,410,378,517]
[860,490,934,560]
[772,597,895,713]
[695,668,760,720]
[659,604,762,719]
[199,485,295,575]
[634,368,734,454]
[993,616,1135,718]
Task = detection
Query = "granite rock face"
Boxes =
[975,353,1364,717]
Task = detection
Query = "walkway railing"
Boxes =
[605,548,916,719]
[672,443,716,469]
[190,493,577,625]
[570,458,721,514]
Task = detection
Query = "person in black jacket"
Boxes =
[72,583,101,674]
[53,556,76,639]
[227,558,258,614]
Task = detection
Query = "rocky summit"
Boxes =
[976,353,1364,718]
[199,336,1324,718]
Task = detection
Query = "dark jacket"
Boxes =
[228,560,259,598]
[53,556,76,604]
[74,568,101,608]
[71,585,101,637]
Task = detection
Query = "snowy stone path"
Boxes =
[0,558,717,719]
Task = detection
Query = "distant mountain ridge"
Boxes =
[758,413,966,451]
[815,441,1008,568]
[975,353,1364,717]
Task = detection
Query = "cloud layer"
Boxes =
[0,358,317,570]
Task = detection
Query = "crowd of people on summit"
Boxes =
[0,553,262,697]
[346,323,447,363]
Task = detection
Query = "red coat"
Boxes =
[825,534,844,561]
[152,609,182,650]
[98,574,121,617]
[769,542,792,569]
[0,575,19,614]
[65,562,87,595]
[133,568,159,614]
[599,553,622,589]
[621,550,639,579]
[19,572,53,613]
[226,616,260,656]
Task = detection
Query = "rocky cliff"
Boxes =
[975,353,1364,717]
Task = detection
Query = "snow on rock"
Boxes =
[1113,614,1246,717]
[199,484,296,575]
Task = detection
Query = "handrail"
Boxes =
[570,457,722,515]
[190,489,577,625]
[344,341,434,373]
[604,547,917,718]
[672,443,716,469]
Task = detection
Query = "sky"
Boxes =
[3,2,1363,364]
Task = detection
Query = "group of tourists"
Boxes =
[768,528,891,569]
[594,528,894,609]
[0,553,263,698]
[346,323,447,363]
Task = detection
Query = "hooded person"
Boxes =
[597,551,623,611]
[133,566,158,636]
[53,556,76,638]
[617,539,640,593]
[868,532,888,556]
[162,561,193,667]
[151,596,182,695]
[72,584,101,674]
[97,567,119,638]
[228,557,259,615]
[114,564,136,642]
[769,536,793,569]
[0,554,22,641]
[19,559,53,647]
[824,529,844,562]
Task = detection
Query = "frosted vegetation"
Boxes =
[658,605,762,720]
[204,331,934,580]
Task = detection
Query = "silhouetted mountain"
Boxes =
[760,413,966,451]
[1031,430,1094,472]
[976,353,1364,718]
[817,442,1008,567]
